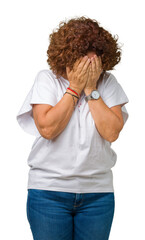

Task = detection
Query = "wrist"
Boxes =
[64,91,79,109]
[69,85,82,96]
[84,88,97,96]
[66,89,79,101]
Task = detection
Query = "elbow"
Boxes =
[108,133,119,143]
[99,130,120,143]
[107,129,122,143]
[107,122,124,143]
[40,127,54,140]
[41,124,61,140]
[96,119,124,143]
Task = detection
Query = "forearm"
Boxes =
[42,88,79,140]
[85,89,123,142]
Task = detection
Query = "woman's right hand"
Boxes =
[66,56,91,95]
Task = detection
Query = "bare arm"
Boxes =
[33,55,91,140]
[34,88,79,140]
[84,88,124,142]
[83,55,124,143]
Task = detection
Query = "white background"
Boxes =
[0,0,144,239]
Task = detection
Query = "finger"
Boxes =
[77,56,90,73]
[73,57,83,72]
[87,65,91,82]
[76,56,84,66]
[94,55,99,66]
[81,57,91,73]
[94,55,102,71]
[91,57,96,73]
[88,61,93,77]
[88,62,92,76]
[97,55,103,69]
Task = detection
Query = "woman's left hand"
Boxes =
[84,54,103,91]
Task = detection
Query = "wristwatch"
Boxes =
[85,90,100,102]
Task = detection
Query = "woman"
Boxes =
[16,16,129,240]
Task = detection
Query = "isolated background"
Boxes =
[0,0,144,239]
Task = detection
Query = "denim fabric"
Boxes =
[26,189,115,240]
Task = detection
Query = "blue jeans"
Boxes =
[26,189,115,240]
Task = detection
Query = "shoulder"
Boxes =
[102,71,118,87]
[98,71,118,94]
[35,69,56,80]
[34,69,58,86]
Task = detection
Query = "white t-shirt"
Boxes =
[16,69,129,193]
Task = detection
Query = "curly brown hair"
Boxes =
[46,16,122,79]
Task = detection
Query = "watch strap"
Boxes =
[85,90,100,102]
[85,95,92,102]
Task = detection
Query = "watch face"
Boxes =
[92,90,100,99]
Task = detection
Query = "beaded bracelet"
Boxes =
[67,87,81,98]
[63,92,79,109]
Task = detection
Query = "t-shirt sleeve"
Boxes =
[102,73,129,125]
[16,70,58,137]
